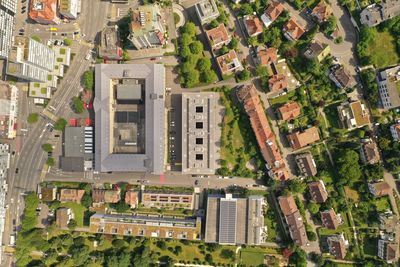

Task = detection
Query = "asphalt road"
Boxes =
[2,0,110,263]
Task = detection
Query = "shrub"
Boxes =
[27,113,39,124]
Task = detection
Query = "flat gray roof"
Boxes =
[219,198,237,244]
[116,84,142,100]
[64,126,85,157]
[93,64,165,174]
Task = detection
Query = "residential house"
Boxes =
[360,0,400,27]
[303,41,330,62]
[308,180,328,203]
[195,0,219,25]
[243,15,263,37]
[295,153,317,177]
[360,139,381,165]
[141,187,195,210]
[390,122,400,141]
[205,194,266,245]
[98,26,123,60]
[268,74,287,93]
[237,84,289,180]
[287,127,320,150]
[261,1,284,28]
[327,234,348,259]
[40,186,57,202]
[29,0,60,24]
[321,209,341,230]
[205,23,231,51]
[377,65,400,110]
[128,5,165,50]
[92,188,121,207]
[378,239,398,263]
[89,213,202,240]
[216,50,243,76]
[257,47,278,66]
[369,182,391,197]
[278,196,308,246]
[337,100,370,130]
[0,82,18,139]
[277,101,301,121]
[329,65,355,88]
[59,189,85,203]
[56,208,74,228]
[125,190,138,208]
[311,1,332,23]
[282,18,305,41]
[58,0,80,19]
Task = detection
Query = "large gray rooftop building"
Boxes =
[94,64,165,174]
[181,92,220,175]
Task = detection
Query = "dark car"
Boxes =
[194,180,199,185]
[150,57,156,61]
[15,168,19,174]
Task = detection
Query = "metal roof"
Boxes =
[93,64,165,174]
[218,198,237,244]
[64,126,85,157]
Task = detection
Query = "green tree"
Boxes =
[63,38,73,46]
[209,19,219,29]
[236,69,251,82]
[27,113,39,124]
[70,245,90,266]
[197,57,211,72]
[114,201,130,213]
[288,179,306,194]
[364,164,384,182]
[54,118,67,131]
[335,149,362,186]
[42,143,53,152]
[67,219,77,230]
[205,254,213,264]
[201,69,217,83]
[182,22,196,36]
[256,65,270,77]
[220,249,235,260]
[307,202,320,214]
[229,37,239,50]
[71,96,84,114]
[289,247,307,267]
[240,3,253,16]
[81,194,92,208]
[46,157,55,167]
[122,50,130,61]
[184,69,200,87]
[361,69,379,107]
[82,70,94,90]
[260,27,282,48]
[321,16,337,35]
[248,36,258,47]
[190,41,203,54]
[219,46,229,55]
[156,240,167,250]
[180,33,193,46]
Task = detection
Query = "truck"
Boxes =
[9,235,15,247]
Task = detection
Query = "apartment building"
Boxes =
[59,0,80,19]
[205,24,231,51]
[360,0,400,27]
[216,50,243,76]
[89,213,202,240]
[98,26,123,60]
[195,0,219,25]
[337,100,370,130]
[0,6,15,59]
[294,153,317,177]
[141,187,195,210]
[377,65,400,110]
[328,234,348,259]
[308,180,328,203]
[0,81,18,139]
[7,37,55,82]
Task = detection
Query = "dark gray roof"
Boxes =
[218,198,237,244]
[60,157,84,172]
[93,64,165,174]
[116,84,142,100]
[64,126,85,157]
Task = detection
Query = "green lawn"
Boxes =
[58,202,87,227]
[239,248,265,266]
[324,103,341,129]
[374,196,391,212]
[366,30,399,68]
[362,236,378,257]
[268,90,296,109]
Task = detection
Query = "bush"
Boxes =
[27,113,39,124]
[41,143,53,152]
[46,157,55,167]
[67,219,77,230]
[82,70,94,90]
[63,38,72,46]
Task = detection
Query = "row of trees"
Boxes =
[177,22,217,87]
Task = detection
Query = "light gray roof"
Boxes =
[64,126,85,157]
[116,84,142,100]
[218,198,237,244]
[93,64,165,174]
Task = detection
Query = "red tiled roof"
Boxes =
[257,47,278,65]
[237,84,289,180]
[278,101,301,121]
[206,23,230,49]
[308,180,328,203]
[321,209,340,230]
[287,127,320,150]
[245,16,263,36]
[312,1,333,22]
[283,18,305,40]
[278,196,298,216]
[216,50,241,75]
[269,74,288,92]
[265,1,285,22]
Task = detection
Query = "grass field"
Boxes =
[344,186,360,202]
[268,90,296,109]
[59,202,87,227]
[324,103,341,129]
[366,30,399,68]
[240,249,265,266]
[362,236,378,257]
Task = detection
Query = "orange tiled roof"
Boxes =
[216,50,240,75]
[269,74,288,92]
[287,127,320,150]
[312,1,333,22]
[29,0,58,23]
[206,24,230,49]
[278,101,301,121]
[283,18,305,40]
[258,47,278,65]
[245,16,263,36]
[237,84,289,180]
[265,1,285,22]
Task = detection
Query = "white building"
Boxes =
[0,0,18,14]
[0,9,15,59]
[0,82,18,139]
[0,143,10,263]
[377,65,400,110]
[59,0,80,19]
[195,0,219,25]
[6,37,55,82]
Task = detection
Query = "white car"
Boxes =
[85,53,91,60]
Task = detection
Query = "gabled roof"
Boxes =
[59,189,85,203]
[311,1,333,22]
[278,101,301,121]
[265,1,285,22]
[244,15,263,36]
[283,18,305,40]
[257,47,278,65]
[328,235,347,259]
[321,209,340,229]
[287,127,320,150]
[278,196,298,216]
[216,50,242,74]
[369,181,391,197]
[308,180,328,203]
[269,74,287,92]
[361,141,381,164]
[29,0,58,23]
[205,23,230,48]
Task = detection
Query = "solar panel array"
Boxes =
[218,199,237,244]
